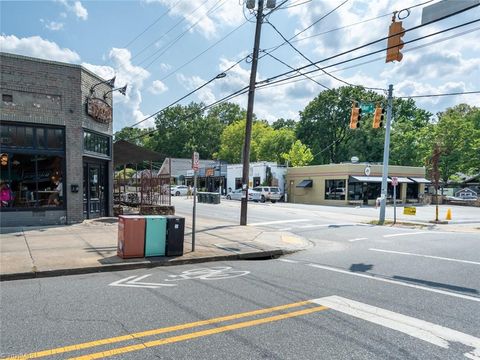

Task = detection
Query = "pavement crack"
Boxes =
[21,229,37,273]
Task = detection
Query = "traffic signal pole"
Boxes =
[240,0,264,226]
[379,84,394,225]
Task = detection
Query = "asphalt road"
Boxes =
[1,199,479,359]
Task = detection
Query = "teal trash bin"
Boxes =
[144,215,167,257]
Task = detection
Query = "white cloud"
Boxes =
[145,0,244,39]
[0,34,80,62]
[149,80,168,94]
[42,20,65,31]
[177,73,216,104]
[57,0,88,20]
[83,48,151,129]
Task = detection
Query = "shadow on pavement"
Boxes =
[393,275,478,294]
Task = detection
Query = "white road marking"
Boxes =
[278,227,292,231]
[348,237,368,242]
[306,264,480,303]
[383,231,452,238]
[369,248,480,265]
[277,259,299,263]
[311,295,480,360]
[248,219,310,226]
[109,274,176,289]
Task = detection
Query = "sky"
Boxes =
[1,0,479,132]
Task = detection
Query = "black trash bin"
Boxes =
[165,215,185,256]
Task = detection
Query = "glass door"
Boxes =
[83,161,107,219]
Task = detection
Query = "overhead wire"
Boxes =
[141,0,227,69]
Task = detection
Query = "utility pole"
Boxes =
[240,0,264,225]
[379,84,394,225]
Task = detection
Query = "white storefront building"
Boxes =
[226,162,287,192]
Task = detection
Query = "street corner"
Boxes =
[254,231,312,252]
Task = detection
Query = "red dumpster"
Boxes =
[117,215,145,259]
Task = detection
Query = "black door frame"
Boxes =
[83,158,108,219]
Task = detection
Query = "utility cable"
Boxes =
[265,19,385,91]
[141,0,226,69]
[131,0,210,62]
[127,56,248,128]
[398,90,480,99]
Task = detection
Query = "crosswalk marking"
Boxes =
[311,296,480,360]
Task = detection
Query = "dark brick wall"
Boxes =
[0,52,113,226]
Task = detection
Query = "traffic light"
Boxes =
[349,102,362,129]
[373,107,385,128]
[386,20,405,63]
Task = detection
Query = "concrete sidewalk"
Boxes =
[0,217,311,281]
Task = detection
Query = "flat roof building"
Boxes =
[1,53,114,226]
[286,163,429,206]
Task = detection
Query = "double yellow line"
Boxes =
[4,300,327,360]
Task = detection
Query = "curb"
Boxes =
[0,249,294,282]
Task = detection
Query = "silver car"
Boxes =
[226,189,262,202]
[252,186,283,203]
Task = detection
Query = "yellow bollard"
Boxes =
[446,208,452,220]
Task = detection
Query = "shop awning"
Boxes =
[349,176,391,183]
[296,179,313,188]
[390,177,414,183]
[113,140,165,167]
[409,177,431,184]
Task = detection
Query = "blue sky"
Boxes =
[1,0,479,132]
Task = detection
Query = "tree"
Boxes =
[257,128,296,164]
[216,120,271,163]
[114,127,151,147]
[296,86,384,164]
[282,140,314,167]
[206,102,246,126]
[272,118,296,131]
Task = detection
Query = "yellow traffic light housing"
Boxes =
[349,102,362,129]
[386,20,405,63]
[373,107,385,128]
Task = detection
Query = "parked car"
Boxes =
[252,186,283,203]
[170,185,188,196]
[226,189,262,202]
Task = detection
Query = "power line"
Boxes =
[141,0,227,69]
[131,0,210,63]
[265,19,385,91]
[159,19,252,82]
[398,90,480,99]
[122,0,182,50]
[255,7,480,88]
[257,26,480,90]
[127,56,248,128]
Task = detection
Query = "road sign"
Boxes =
[360,103,375,114]
[192,152,199,171]
[392,177,398,186]
[403,206,416,215]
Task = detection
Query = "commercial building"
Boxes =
[287,163,429,206]
[1,53,115,226]
[226,162,286,192]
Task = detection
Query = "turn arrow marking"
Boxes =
[109,274,176,288]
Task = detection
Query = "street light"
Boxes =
[90,76,115,95]
[104,84,128,100]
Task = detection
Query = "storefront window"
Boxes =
[325,179,346,200]
[0,123,65,210]
[84,131,110,157]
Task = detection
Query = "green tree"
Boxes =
[216,120,271,163]
[206,102,246,126]
[257,128,296,164]
[282,140,314,167]
[297,86,384,164]
[272,118,297,131]
[114,127,151,147]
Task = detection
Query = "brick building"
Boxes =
[0,53,114,226]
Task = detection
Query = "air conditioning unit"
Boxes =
[266,0,277,8]
[246,0,255,9]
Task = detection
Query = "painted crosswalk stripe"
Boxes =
[369,248,480,265]
[311,295,480,360]
[306,263,480,303]
[348,237,368,242]
[248,219,310,226]
[278,259,299,263]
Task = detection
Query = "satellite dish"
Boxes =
[351,156,359,163]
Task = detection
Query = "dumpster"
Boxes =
[117,215,145,258]
[165,215,185,256]
[144,215,167,257]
